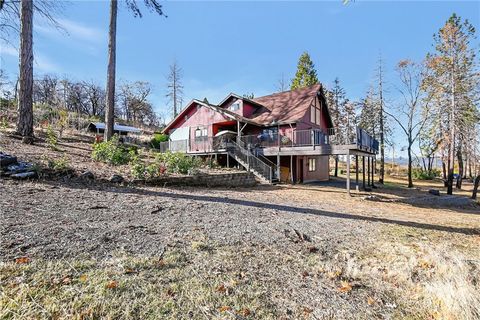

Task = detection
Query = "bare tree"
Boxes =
[385,60,431,188]
[276,73,288,92]
[375,54,386,184]
[166,60,183,118]
[104,0,165,140]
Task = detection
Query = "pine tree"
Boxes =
[424,13,479,194]
[291,52,319,90]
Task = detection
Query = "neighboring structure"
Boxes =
[161,84,378,189]
[87,122,141,136]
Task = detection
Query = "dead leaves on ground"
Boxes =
[218,306,252,317]
[337,280,353,293]
[105,280,118,289]
[15,257,31,264]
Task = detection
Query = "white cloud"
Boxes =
[57,18,105,43]
[1,42,60,73]
[35,17,105,44]
[34,54,61,73]
[0,43,18,57]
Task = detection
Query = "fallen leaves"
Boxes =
[15,257,31,264]
[105,280,118,289]
[218,306,231,313]
[337,281,352,293]
[367,296,375,305]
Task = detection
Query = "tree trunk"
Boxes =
[407,144,413,188]
[16,0,34,141]
[472,176,480,200]
[456,147,463,189]
[442,160,447,186]
[104,0,117,141]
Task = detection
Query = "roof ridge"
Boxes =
[253,83,322,101]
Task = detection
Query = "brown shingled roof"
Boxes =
[250,83,322,125]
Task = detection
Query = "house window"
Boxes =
[310,106,316,124]
[230,102,240,111]
[308,158,316,172]
[195,127,208,140]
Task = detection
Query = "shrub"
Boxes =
[412,168,440,180]
[47,156,70,171]
[92,135,132,165]
[150,133,169,149]
[46,125,58,150]
[156,152,202,175]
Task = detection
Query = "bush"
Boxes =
[47,156,70,171]
[150,133,169,149]
[156,152,202,175]
[46,125,58,150]
[92,135,132,165]
[412,168,440,180]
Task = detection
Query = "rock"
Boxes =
[0,153,18,168]
[80,171,95,180]
[110,174,124,183]
[364,195,380,201]
[428,189,440,196]
[5,162,35,175]
[11,171,37,180]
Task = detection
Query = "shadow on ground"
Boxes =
[38,179,480,236]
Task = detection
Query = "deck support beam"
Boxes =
[346,151,351,196]
[355,155,359,187]
[371,157,375,188]
[362,156,366,190]
[226,153,230,168]
[367,156,371,186]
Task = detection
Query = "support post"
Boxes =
[367,156,371,186]
[290,155,293,184]
[355,155,359,186]
[362,156,366,190]
[226,153,230,168]
[371,157,375,188]
[346,151,351,196]
[277,153,281,181]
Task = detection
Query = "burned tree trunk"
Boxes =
[16,0,34,142]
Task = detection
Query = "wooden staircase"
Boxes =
[226,141,277,184]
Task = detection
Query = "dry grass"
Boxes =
[332,225,480,320]
[0,246,277,320]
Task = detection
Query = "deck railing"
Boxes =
[228,139,274,182]
[240,127,378,152]
[155,127,379,154]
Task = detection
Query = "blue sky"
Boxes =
[0,0,479,155]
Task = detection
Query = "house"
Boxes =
[161,84,378,188]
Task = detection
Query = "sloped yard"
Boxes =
[1,132,480,319]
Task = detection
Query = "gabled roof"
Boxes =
[249,84,327,126]
[162,99,258,134]
[162,83,334,134]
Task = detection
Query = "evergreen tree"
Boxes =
[291,52,319,90]
[424,13,479,193]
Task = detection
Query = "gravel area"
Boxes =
[1,179,378,261]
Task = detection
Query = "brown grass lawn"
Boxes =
[1,129,479,319]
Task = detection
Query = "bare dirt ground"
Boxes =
[1,131,480,319]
